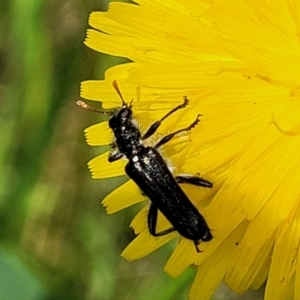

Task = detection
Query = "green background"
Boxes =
[0,0,263,299]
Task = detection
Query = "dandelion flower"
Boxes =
[80,1,300,299]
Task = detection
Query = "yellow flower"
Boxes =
[81,1,300,299]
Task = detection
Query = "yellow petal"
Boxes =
[205,0,300,83]
[265,207,300,300]
[164,239,198,277]
[130,206,149,234]
[225,236,274,294]
[249,252,271,290]
[189,222,247,300]
[88,152,126,179]
[192,178,248,266]
[81,78,137,104]
[128,62,246,90]
[84,122,112,146]
[102,180,144,214]
[121,231,175,261]
[135,0,210,17]
[87,2,226,63]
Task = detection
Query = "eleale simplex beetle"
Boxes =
[77,81,213,252]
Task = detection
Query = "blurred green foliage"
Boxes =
[0,1,264,299]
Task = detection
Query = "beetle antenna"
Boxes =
[76,100,111,115]
[112,80,127,107]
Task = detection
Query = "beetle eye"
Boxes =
[120,108,132,119]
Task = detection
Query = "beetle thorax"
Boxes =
[110,115,142,158]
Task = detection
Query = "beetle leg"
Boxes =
[194,240,202,253]
[142,97,189,140]
[175,175,213,188]
[108,143,124,162]
[148,203,175,236]
[154,114,200,149]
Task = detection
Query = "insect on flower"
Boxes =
[77,81,213,252]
